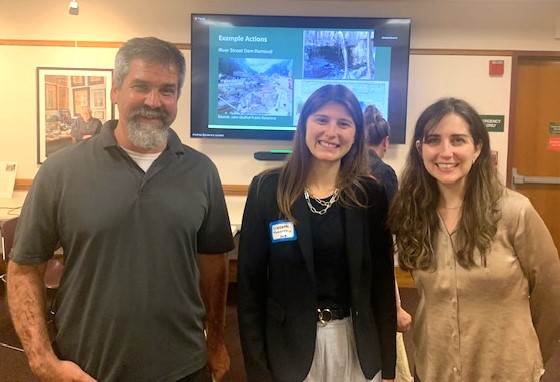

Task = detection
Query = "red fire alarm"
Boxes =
[489,60,504,76]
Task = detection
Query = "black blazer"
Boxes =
[237,171,396,382]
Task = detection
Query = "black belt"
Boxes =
[317,307,350,324]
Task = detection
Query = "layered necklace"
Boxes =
[304,188,340,215]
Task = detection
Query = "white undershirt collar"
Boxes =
[120,146,162,172]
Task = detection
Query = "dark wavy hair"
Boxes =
[272,84,369,222]
[388,97,503,270]
[113,37,186,96]
[364,105,390,146]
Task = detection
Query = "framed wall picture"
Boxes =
[45,83,58,110]
[73,87,90,114]
[36,67,113,163]
[93,110,105,120]
[56,77,68,86]
[92,88,105,108]
[71,76,85,86]
[88,76,105,86]
[60,109,72,124]
[58,86,69,110]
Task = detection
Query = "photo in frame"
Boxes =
[60,109,72,124]
[36,67,113,163]
[71,76,85,87]
[88,76,105,86]
[58,87,69,110]
[45,84,57,110]
[93,110,105,120]
[73,87,90,113]
[92,88,106,108]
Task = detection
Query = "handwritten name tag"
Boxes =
[269,220,297,243]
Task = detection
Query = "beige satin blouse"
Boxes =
[412,189,560,382]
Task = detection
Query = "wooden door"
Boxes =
[510,54,560,251]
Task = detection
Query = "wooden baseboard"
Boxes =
[14,178,33,190]
[16,178,250,195]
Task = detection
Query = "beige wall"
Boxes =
[1,0,559,223]
[2,0,560,50]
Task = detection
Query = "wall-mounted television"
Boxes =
[191,14,411,143]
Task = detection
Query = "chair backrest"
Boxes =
[1,217,18,262]
[1,216,64,289]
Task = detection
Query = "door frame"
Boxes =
[507,50,560,187]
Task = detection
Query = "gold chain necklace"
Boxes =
[304,188,339,215]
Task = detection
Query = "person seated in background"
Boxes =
[364,105,413,382]
[364,105,397,203]
[70,105,102,142]
[389,97,560,382]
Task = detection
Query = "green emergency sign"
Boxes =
[480,115,504,132]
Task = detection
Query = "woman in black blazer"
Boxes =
[237,84,396,382]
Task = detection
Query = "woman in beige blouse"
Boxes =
[389,97,560,382]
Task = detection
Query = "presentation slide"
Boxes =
[208,25,392,132]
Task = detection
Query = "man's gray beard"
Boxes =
[126,120,169,150]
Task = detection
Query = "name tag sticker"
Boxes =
[269,220,297,243]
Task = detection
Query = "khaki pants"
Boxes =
[395,332,413,382]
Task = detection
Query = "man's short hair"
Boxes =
[113,37,186,96]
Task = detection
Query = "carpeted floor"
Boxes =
[1,284,559,381]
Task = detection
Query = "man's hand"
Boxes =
[206,334,230,382]
[33,357,96,382]
[198,253,230,381]
[6,261,95,382]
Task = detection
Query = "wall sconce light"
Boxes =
[69,1,79,16]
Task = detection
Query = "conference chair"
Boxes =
[0,216,64,351]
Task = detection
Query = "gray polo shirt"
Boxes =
[11,121,235,381]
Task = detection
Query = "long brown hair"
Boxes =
[389,97,503,270]
[272,84,369,222]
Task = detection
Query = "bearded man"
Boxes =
[7,37,234,382]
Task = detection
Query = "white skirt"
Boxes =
[303,317,382,382]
